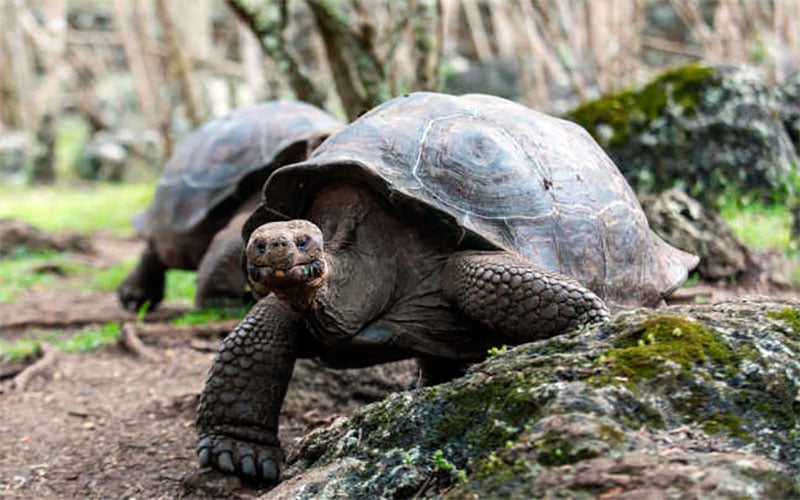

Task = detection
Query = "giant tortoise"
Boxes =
[195,92,699,481]
[117,101,343,311]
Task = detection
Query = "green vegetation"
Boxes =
[0,250,82,302]
[0,182,153,236]
[720,198,795,252]
[718,198,800,285]
[56,322,121,353]
[700,413,747,439]
[89,260,137,292]
[54,115,91,178]
[0,336,41,361]
[171,305,248,325]
[595,314,740,384]
[766,307,800,336]
[0,323,121,362]
[432,449,454,472]
[164,269,197,304]
[566,63,716,147]
[0,249,196,305]
[487,345,509,357]
[535,433,599,466]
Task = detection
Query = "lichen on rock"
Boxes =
[266,299,800,499]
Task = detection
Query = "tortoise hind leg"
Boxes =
[195,212,251,308]
[118,242,166,311]
[443,251,609,341]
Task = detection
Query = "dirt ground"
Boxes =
[1,235,798,499]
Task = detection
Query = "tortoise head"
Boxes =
[245,220,328,310]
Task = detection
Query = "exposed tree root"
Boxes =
[13,343,57,391]
[120,322,163,362]
[118,319,238,359]
[133,320,239,341]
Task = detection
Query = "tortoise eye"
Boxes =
[296,235,310,249]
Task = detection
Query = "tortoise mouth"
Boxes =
[247,259,326,291]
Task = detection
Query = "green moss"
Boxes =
[566,62,716,146]
[474,451,528,481]
[597,423,625,447]
[766,308,800,335]
[741,470,800,498]
[594,314,740,385]
[534,433,600,466]
[434,377,540,454]
[700,413,748,439]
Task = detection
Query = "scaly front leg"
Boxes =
[196,295,304,482]
[443,251,609,341]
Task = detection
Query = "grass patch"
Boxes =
[54,115,91,178]
[171,306,248,326]
[56,323,121,353]
[719,199,794,252]
[88,260,136,292]
[0,182,153,236]
[0,251,138,302]
[0,323,121,362]
[0,249,194,305]
[164,270,197,304]
[0,251,79,303]
[0,336,42,362]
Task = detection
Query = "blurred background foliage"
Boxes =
[1,0,798,190]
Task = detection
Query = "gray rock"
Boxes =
[777,71,800,153]
[269,299,800,499]
[565,64,799,209]
[0,131,33,184]
[639,188,757,281]
[75,129,162,182]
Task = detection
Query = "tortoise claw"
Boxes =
[196,433,283,483]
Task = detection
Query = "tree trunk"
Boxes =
[306,0,388,120]
[0,0,32,129]
[112,0,158,128]
[154,0,206,128]
[226,0,326,109]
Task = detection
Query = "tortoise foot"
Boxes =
[197,433,283,483]
[117,245,165,312]
[117,273,164,312]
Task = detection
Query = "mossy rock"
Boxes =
[267,299,800,498]
[565,63,799,209]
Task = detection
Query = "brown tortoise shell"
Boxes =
[244,92,698,309]
[136,101,343,239]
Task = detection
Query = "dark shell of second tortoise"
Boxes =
[136,101,344,241]
[244,92,698,310]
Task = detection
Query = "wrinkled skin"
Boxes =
[196,182,609,482]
